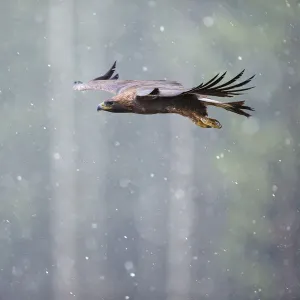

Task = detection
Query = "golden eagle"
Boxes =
[73,61,255,128]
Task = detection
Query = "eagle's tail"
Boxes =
[201,98,255,118]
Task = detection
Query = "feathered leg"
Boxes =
[193,116,222,129]
[170,102,222,129]
[190,113,222,129]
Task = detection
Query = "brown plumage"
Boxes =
[73,61,255,129]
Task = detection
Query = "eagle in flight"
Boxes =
[73,61,255,129]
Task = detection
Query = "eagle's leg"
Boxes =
[192,118,211,128]
[193,116,222,129]
[201,117,222,129]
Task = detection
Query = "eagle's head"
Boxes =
[97,100,130,113]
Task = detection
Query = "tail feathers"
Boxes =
[204,99,255,118]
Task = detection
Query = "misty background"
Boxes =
[1,0,300,299]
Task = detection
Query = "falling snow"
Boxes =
[53,152,61,160]
[203,16,214,27]
[216,153,224,159]
[2,3,299,299]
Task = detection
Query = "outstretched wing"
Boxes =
[135,70,255,100]
[181,70,255,98]
[73,61,121,93]
[74,62,254,98]
[74,79,184,95]
[73,60,184,94]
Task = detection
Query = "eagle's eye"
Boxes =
[104,100,114,106]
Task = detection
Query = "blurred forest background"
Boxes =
[0,0,300,299]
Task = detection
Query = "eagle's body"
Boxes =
[73,61,255,128]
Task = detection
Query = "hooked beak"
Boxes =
[97,102,111,111]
